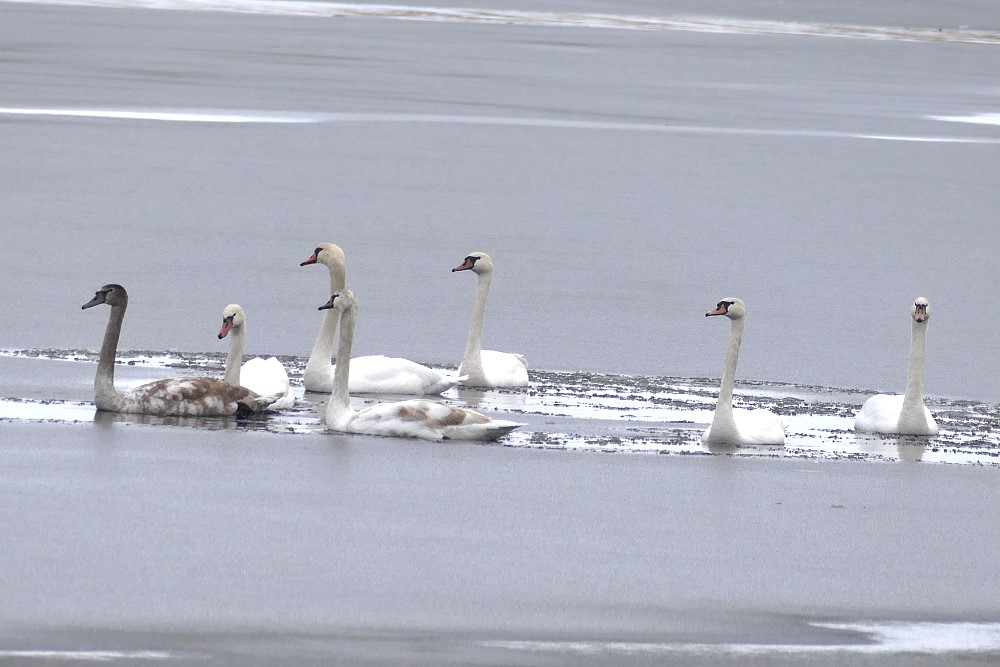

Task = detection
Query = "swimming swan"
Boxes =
[82,284,280,416]
[452,252,529,388]
[702,298,786,446]
[319,290,525,440]
[301,243,460,395]
[218,304,295,410]
[854,297,938,435]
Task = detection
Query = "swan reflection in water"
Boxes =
[91,404,321,435]
[701,440,785,456]
[453,386,529,411]
[855,431,928,462]
[894,435,928,462]
[93,407,251,430]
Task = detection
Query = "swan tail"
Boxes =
[482,420,527,440]
[236,391,287,414]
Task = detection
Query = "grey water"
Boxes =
[2,0,1000,402]
[3,1,1000,664]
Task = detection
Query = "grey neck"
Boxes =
[94,303,126,409]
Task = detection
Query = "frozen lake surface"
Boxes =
[2,0,1000,402]
[2,0,1000,664]
[3,349,1000,466]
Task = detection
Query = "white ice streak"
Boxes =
[478,621,1000,656]
[0,107,317,123]
[0,107,996,144]
[0,399,97,422]
[4,0,1000,45]
[929,113,1000,126]
[0,650,173,661]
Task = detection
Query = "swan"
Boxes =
[82,284,280,416]
[300,243,460,395]
[855,297,939,435]
[218,304,295,410]
[318,290,525,440]
[451,252,529,388]
[702,298,786,446]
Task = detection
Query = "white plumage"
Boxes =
[218,304,295,410]
[702,297,786,446]
[855,297,938,435]
[451,251,529,388]
[301,243,461,395]
[319,290,525,441]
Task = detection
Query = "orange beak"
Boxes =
[706,305,727,317]
[300,252,319,267]
[218,319,233,339]
[452,259,475,272]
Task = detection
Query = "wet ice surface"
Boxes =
[12,0,1000,45]
[4,349,997,466]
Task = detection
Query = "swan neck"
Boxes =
[462,270,491,373]
[306,260,347,373]
[223,324,245,384]
[902,320,928,406]
[328,259,347,295]
[307,309,339,373]
[95,302,126,408]
[712,316,745,431]
[329,305,356,418]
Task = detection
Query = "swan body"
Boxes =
[218,304,295,410]
[82,284,280,416]
[301,243,461,395]
[319,290,525,441]
[702,298,785,446]
[855,297,938,435]
[452,252,529,388]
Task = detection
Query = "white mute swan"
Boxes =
[452,252,529,388]
[318,290,525,440]
[218,304,295,410]
[702,298,785,446]
[82,284,280,416]
[855,297,938,435]
[301,243,460,395]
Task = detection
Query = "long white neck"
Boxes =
[899,319,929,427]
[223,324,246,384]
[461,270,491,381]
[306,260,347,375]
[709,316,746,441]
[94,303,126,411]
[326,304,356,427]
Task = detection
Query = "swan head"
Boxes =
[318,289,358,313]
[912,297,930,323]
[218,304,245,339]
[705,297,746,320]
[82,283,128,310]
[300,242,346,269]
[452,251,493,274]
